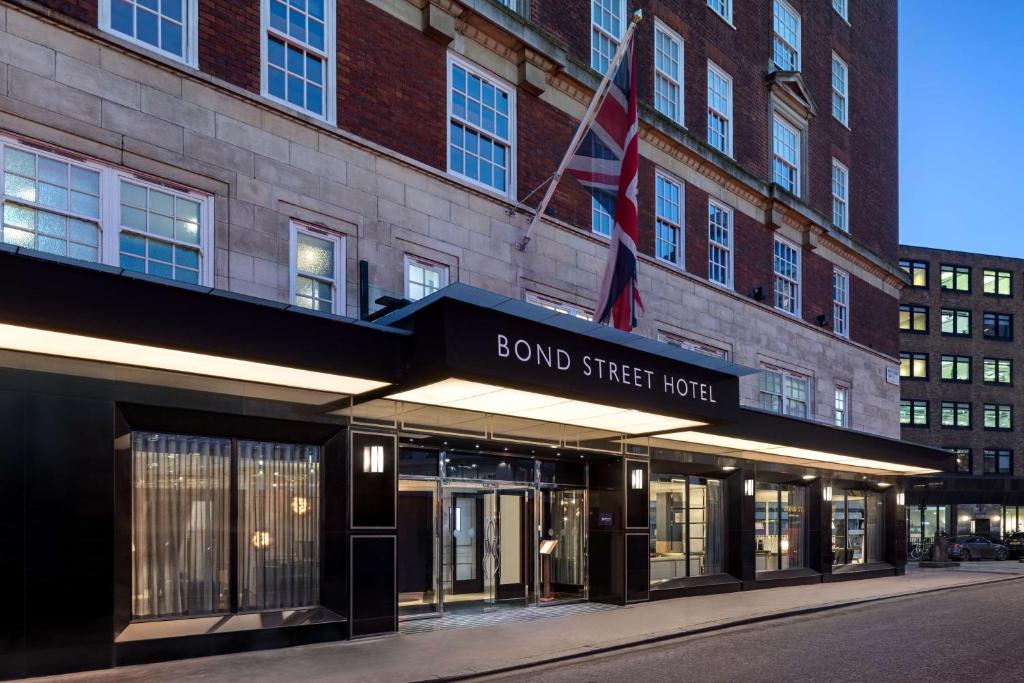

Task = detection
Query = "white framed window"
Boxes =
[772,0,801,72]
[404,254,449,302]
[707,62,733,156]
[525,291,593,320]
[772,115,800,194]
[659,331,730,360]
[655,171,683,267]
[496,0,525,14]
[832,53,849,125]
[707,0,732,24]
[834,385,849,427]
[707,199,733,289]
[447,55,516,197]
[773,236,800,316]
[100,0,198,66]
[289,222,344,314]
[1,135,213,285]
[833,267,850,338]
[261,0,336,122]
[653,20,684,125]
[591,0,625,73]
[832,159,848,231]
[592,196,613,238]
[760,365,810,418]
[833,0,848,22]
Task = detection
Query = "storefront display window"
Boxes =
[832,489,885,566]
[131,432,321,620]
[755,482,807,572]
[649,475,725,586]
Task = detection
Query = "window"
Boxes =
[983,269,1012,296]
[405,254,449,301]
[833,0,848,21]
[290,222,343,314]
[592,196,613,238]
[262,0,336,121]
[940,401,971,429]
[708,0,731,23]
[707,62,733,156]
[953,448,972,474]
[101,0,196,65]
[755,482,807,572]
[448,57,515,196]
[939,264,970,292]
[899,304,928,332]
[984,404,1013,430]
[900,399,928,426]
[983,358,1012,385]
[772,0,800,71]
[525,292,592,320]
[1,138,213,285]
[983,312,1012,340]
[760,366,809,418]
[591,0,625,73]
[940,354,970,382]
[496,0,525,13]
[984,449,1012,475]
[834,385,849,427]
[772,115,800,194]
[659,331,730,360]
[832,490,885,565]
[900,352,928,380]
[899,259,929,288]
[707,199,733,288]
[773,237,800,316]
[831,53,848,125]
[650,474,725,585]
[130,432,321,619]
[655,172,683,267]
[654,22,684,125]
[831,159,848,230]
[940,308,970,336]
[832,267,849,337]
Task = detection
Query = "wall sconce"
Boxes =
[631,467,644,490]
[363,444,385,473]
[744,479,754,496]
[896,492,906,506]
[823,485,833,501]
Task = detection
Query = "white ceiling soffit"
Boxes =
[386,378,705,435]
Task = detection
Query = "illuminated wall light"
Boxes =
[722,466,736,472]
[630,468,644,490]
[960,514,970,523]
[780,539,790,553]
[363,445,385,473]
[896,492,906,506]
[802,475,816,480]
[744,479,754,496]
[291,496,309,515]
[251,530,271,549]
[823,486,833,501]
[455,506,462,532]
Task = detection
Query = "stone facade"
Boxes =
[899,245,1024,474]
[0,0,902,436]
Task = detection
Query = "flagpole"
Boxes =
[515,9,643,252]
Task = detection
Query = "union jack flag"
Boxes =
[566,43,643,331]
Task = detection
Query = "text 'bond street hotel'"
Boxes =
[0,0,947,678]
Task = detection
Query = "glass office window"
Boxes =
[983,269,1012,296]
[899,259,928,288]
[983,358,1012,384]
[940,401,971,429]
[650,475,725,586]
[900,399,928,426]
[900,352,928,379]
[953,448,972,474]
[899,304,928,332]
[983,312,1012,340]
[755,482,807,573]
[939,264,970,292]
[940,354,970,382]
[131,433,231,618]
[940,308,970,336]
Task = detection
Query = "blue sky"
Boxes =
[899,2,1024,256]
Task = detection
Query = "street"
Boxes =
[491,579,1024,682]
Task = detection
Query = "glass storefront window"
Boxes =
[649,475,725,586]
[833,489,885,566]
[756,482,807,572]
[130,432,321,621]
[445,451,534,482]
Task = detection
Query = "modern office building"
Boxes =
[0,0,944,678]
[899,245,1024,544]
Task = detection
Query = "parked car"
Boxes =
[948,535,1008,561]
[1004,532,1024,559]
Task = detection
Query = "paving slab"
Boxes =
[31,566,1024,683]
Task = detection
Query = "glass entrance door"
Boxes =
[539,488,586,602]
[496,490,532,604]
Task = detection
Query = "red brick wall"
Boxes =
[682,182,707,277]
[30,0,95,24]
[338,0,446,169]
[733,212,773,303]
[801,248,834,327]
[851,275,898,357]
[199,0,260,92]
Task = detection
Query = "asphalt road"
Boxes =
[489,579,1024,682]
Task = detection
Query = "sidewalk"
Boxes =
[36,564,1024,683]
